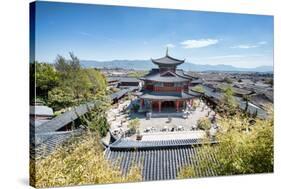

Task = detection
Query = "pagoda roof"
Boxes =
[141,69,194,83]
[139,91,197,100]
[151,48,185,66]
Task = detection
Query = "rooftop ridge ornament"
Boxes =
[151,49,185,66]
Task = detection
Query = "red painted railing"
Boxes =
[153,86,182,92]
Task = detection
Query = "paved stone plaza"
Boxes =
[106,98,215,140]
[130,101,214,133]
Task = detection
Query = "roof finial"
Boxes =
[166,47,169,56]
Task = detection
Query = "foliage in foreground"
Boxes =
[178,112,273,178]
[30,133,141,188]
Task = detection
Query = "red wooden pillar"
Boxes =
[158,100,161,112]
[176,100,179,112]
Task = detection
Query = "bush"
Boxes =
[178,112,273,178]
[197,117,211,130]
[128,118,140,134]
[30,133,141,188]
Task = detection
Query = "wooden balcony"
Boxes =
[153,86,182,92]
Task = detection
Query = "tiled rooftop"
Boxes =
[105,138,217,180]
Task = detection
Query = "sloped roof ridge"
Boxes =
[109,138,217,150]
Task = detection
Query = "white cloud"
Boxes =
[231,41,267,49]
[165,43,175,48]
[180,38,219,48]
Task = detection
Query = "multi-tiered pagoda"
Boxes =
[139,49,200,113]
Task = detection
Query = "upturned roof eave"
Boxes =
[151,55,185,65]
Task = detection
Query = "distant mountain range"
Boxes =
[81,60,273,72]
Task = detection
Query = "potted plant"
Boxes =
[128,118,140,135]
[136,129,142,140]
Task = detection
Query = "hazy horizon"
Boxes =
[38,58,273,69]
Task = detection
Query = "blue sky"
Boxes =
[34,2,273,68]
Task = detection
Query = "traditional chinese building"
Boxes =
[139,49,201,113]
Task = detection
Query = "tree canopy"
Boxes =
[31,62,59,101]
[32,52,108,111]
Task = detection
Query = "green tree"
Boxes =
[48,87,75,111]
[85,68,107,95]
[33,62,59,100]
[69,69,92,103]
[51,53,107,109]
[77,100,111,137]
[219,85,237,115]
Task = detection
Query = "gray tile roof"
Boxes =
[176,70,198,79]
[188,90,203,97]
[119,77,141,83]
[110,138,204,150]
[35,102,100,133]
[142,69,192,83]
[30,119,50,128]
[217,84,253,95]
[30,128,85,159]
[105,139,217,180]
[30,105,54,116]
[108,77,141,83]
[110,89,130,100]
[202,85,222,101]
[191,78,204,84]
[151,55,184,66]
[140,91,197,100]
[235,97,267,119]
[201,85,267,119]
[111,86,140,100]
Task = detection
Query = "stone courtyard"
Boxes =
[130,100,215,133]
[106,97,216,140]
